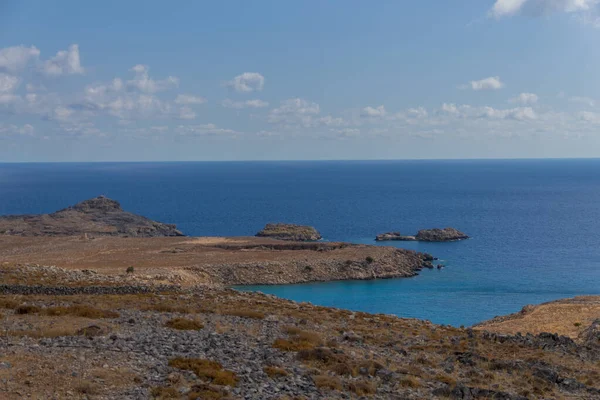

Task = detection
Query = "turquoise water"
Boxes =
[1,159,599,326]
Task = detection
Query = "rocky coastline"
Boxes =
[376,227,470,242]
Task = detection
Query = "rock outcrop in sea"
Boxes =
[376,227,469,242]
[256,223,322,241]
[0,195,184,237]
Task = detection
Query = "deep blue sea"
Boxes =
[1,160,599,327]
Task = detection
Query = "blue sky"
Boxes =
[1,0,600,161]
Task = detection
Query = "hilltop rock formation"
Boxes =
[376,227,469,242]
[256,223,322,241]
[0,196,184,237]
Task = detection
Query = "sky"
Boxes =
[1,0,600,162]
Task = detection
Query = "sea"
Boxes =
[1,159,599,327]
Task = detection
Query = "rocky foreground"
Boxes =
[1,264,599,400]
[0,196,184,237]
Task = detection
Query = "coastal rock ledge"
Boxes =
[376,227,469,242]
[256,223,322,241]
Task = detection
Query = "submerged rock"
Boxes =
[376,227,469,242]
[256,223,322,241]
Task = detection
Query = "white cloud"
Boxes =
[53,106,75,121]
[178,107,196,120]
[222,98,269,109]
[570,96,596,107]
[268,98,320,124]
[510,92,539,104]
[462,76,505,91]
[42,44,84,76]
[0,45,40,72]
[579,111,600,123]
[0,123,34,137]
[490,0,600,18]
[227,72,265,93]
[0,73,20,93]
[127,64,179,93]
[177,123,238,136]
[361,105,387,117]
[175,94,207,105]
[441,103,537,120]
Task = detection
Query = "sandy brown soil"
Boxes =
[475,296,600,341]
[0,236,429,286]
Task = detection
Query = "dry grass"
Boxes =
[9,327,78,338]
[264,366,289,378]
[347,379,377,395]
[398,376,421,388]
[313,374,343,391]
[220,309,265,320]
[151,386,180,399]
[15,305,41,314]
[169,357,238,386]
[74,380,100,395]
[141,303,194,314]
[43,305,119,319]
[0,298,19,309]
[273,328,323,352]
[164,317,204,330]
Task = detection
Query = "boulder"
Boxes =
[256,223,322,241]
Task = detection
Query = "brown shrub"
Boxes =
[221,309,265,320]
[398,376,420,388]
[75,380,100,395]
[0,298,19,309]
[43,305,119,319]
[164,318,204,331]
[15,305,40,315]
[264,366,289,378]
[141,303,193,314]
[273,330,323,352]
[10,327,77,338]
[435,373,456,386]
[151,386,180,399]
[347,379,377,395]
[313,374,342,391]
[169,358,238,386]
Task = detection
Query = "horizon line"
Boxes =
[1,156,600,164]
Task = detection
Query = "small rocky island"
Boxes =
[0,195,184,237]
[256,223,322,241]
[376,227,469,242]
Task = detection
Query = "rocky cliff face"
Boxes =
[0,196,184,237]
[256,223,322,241]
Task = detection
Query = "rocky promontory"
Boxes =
[256,223,322,241]
[0,196,184,237]
[376,227,469,242]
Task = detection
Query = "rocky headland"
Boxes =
[256,223,322,241]
[0,196,184,237]
[376,227,469,242]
